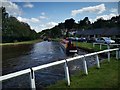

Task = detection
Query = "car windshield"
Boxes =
[103,37,111,40]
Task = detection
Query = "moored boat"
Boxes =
[60,39,78,56]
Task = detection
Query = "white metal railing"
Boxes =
[0,48,120,90]
[93,43,120,50]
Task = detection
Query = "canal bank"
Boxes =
[0,39,42,46]
[47,58,120,88]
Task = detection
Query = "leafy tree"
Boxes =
[1,7,38,43]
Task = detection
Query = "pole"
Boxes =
[64,59,70,86]
[30,68,36,90]
[83,56,88,75]
[96,54,100,68]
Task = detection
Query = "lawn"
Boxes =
[47,58,119,88]
[73,42,110,52]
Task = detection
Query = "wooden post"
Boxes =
[83,56,88,75]
[96,54,100,68]
[64,60,70,86]
[30,68,36,90]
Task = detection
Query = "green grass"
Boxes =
[47,58,119,88]
[0,39,42,46]
[73,42,108,52]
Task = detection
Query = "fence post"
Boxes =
[83,56,88,75]
[116,50,119,60]
[107,51,110,62]
[64,59,70,86]
[100,44,102,50]
[107,44,110,49]
[30,68,36,90]
[93,43,95,47]
[107,44,110,62]
[96,53,100,68]
[118,49,120,59]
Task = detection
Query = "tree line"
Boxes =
[1,7,120,42]
[39,15,120,38]
[1,7,39,43]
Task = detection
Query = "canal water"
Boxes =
[2,41,103,88]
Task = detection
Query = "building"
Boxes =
[76,28,120,38]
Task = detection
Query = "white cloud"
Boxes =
[95,13,118,20]
[17,16,40,24]
[38,22,58,32]
[1,0,22,16]
[23,2,34,8]
[110,8,117,13]
[39,16,47,19]
[41,12,45,16]
[89,13,118,23]
[71,4,106,16]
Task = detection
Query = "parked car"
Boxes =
[95,37,115,44]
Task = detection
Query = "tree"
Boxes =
[65,18,75,30]
[1,7,38,43]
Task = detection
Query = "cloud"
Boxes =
[38,22,58,32]
[71,4,106,16]
[110,8,117,13]
[89,13,118,23]
[41,12,45,16]
[39,16,47,19]
[1,0,22,16]
[23,2,34,8]
[17,16,40,23]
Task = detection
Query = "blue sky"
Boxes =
[1,1,119,32]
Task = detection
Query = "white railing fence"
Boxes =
[93,43,120,50]
[0,48,120,90]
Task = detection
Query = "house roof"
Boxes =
[76,28,120,36]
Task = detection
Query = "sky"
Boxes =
[1,0,119,32]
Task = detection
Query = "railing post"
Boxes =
[64,59,70,86]
[83,56,88,75]
[96,53,100,68]
[116,50,119,60]
[30,68,36,90]
[118,49,120,59]
[107,44,110,49]
[100,44,102,50]
[107,44,110,62]
[93,43,95,47]
[107,51,110,62]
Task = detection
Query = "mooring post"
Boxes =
[64,59,70,86]
[83,56,88,75]
[96,53,100,68]
[30,68,36,90]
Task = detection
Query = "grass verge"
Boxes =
[0,39,42,46]
[47,58,119,88]
[73,42,109,52]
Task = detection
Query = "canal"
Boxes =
[2,41,102,88]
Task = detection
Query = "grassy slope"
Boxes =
[0,39,42,46]
[47,58,119,88]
